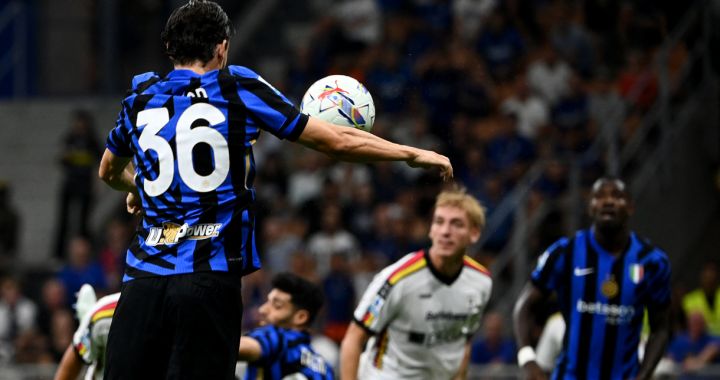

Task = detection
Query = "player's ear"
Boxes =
[470,226,481,244]
[293,309,310,327]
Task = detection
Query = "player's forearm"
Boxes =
[636,329,669,380]
[99,150,137,193]
[326,127,419,163]
[636,309,671,380]
[513,285,539,348]
[340,326,366,380]
[54,345,83,380]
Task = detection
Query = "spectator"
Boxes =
[322,253,356,344]
[666,311,720,373]
[683,261,720,335]
[617,50,658,111]
[470,311,517,365]
[98,218,130,293]
[56,236,106,306]
[527,41,573,106]
[0,277,38,357]
[476,9,526,81]
[261,216,306,274]
[35,279,67,339]
[307,204,360,277]
[52,110,101,258]
[0,181,19,269]
[501,74,550,140]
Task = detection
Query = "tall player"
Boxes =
[340,188,493,379]
[98,1,452,378]
[238,273,334,379]
[513,178,671,380]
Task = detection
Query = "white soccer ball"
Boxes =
[300,75,375,132]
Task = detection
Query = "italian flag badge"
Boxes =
[629,264,644,284]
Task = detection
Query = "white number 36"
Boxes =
[137,103,229,196]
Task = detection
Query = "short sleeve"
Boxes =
[72,312,96,364]
[229,66,308,141]
[352,266,402,334]
[105,105,134,157]
[644,252,671,309]
[247,325,285,364]
[531,238,570,294]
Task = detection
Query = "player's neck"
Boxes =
[591,225,630,255]
[174,59,223,75]
[428,250,465,278]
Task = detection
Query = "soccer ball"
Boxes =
[300,75,375,132]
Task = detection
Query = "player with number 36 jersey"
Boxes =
[100,3,453,378]
[106,65,307,280]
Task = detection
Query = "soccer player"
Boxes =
[55,285,118,380]
[97,1,452,379]
[238,273,334,379]
[513,178,671,380]
[340,188,493,379]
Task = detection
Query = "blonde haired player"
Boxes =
[340,187,493,379]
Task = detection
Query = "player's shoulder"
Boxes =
[87,293,120,323]
[227,65,259,79]
[128,72,162,95]
[462,256,491,279]
[633,233,669,262]
[381,250,428,285]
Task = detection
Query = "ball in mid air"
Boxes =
[300,75,375,132]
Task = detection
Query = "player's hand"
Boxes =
[407,149,453,181]
[126,192,142,216]
[522,361,547,380]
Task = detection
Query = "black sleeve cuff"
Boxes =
[286,113,309,141]
[352,317,376,336]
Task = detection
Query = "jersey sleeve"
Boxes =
[72,311,96,364]
[105,105,134,157]
[229,65,308,141]
[247,325,285,364]
[352,265,402,334]
[531,238,570,294]
[106,72,161,157]
[644,251,671,309]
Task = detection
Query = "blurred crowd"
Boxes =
[0,0,715,375]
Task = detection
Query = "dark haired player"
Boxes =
[513,178,671,380]
[238,273,334,379]
[98,1,452,379]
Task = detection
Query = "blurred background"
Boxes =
[0,0,719,378]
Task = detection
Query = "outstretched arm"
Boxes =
[54,345,84,380]
[513,283,549,380]
[340,322,371,380]
[297,117,453,180]
[635,304,671,380]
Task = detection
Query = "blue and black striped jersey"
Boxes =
[531,229,671,380]
[244,325,335,380]
[106,66,308,281]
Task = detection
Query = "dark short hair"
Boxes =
[161,0,233,65]
[271,273,324,326]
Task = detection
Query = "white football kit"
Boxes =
[72,293,120,380]
[353,249,492,379]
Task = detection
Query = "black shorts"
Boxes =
[104,272,243,380]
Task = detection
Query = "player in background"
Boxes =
[238,273,334,379]
[513,178,671,380]
[98,1,452,379]
[340,187,493,379]
[54,285,119,380]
